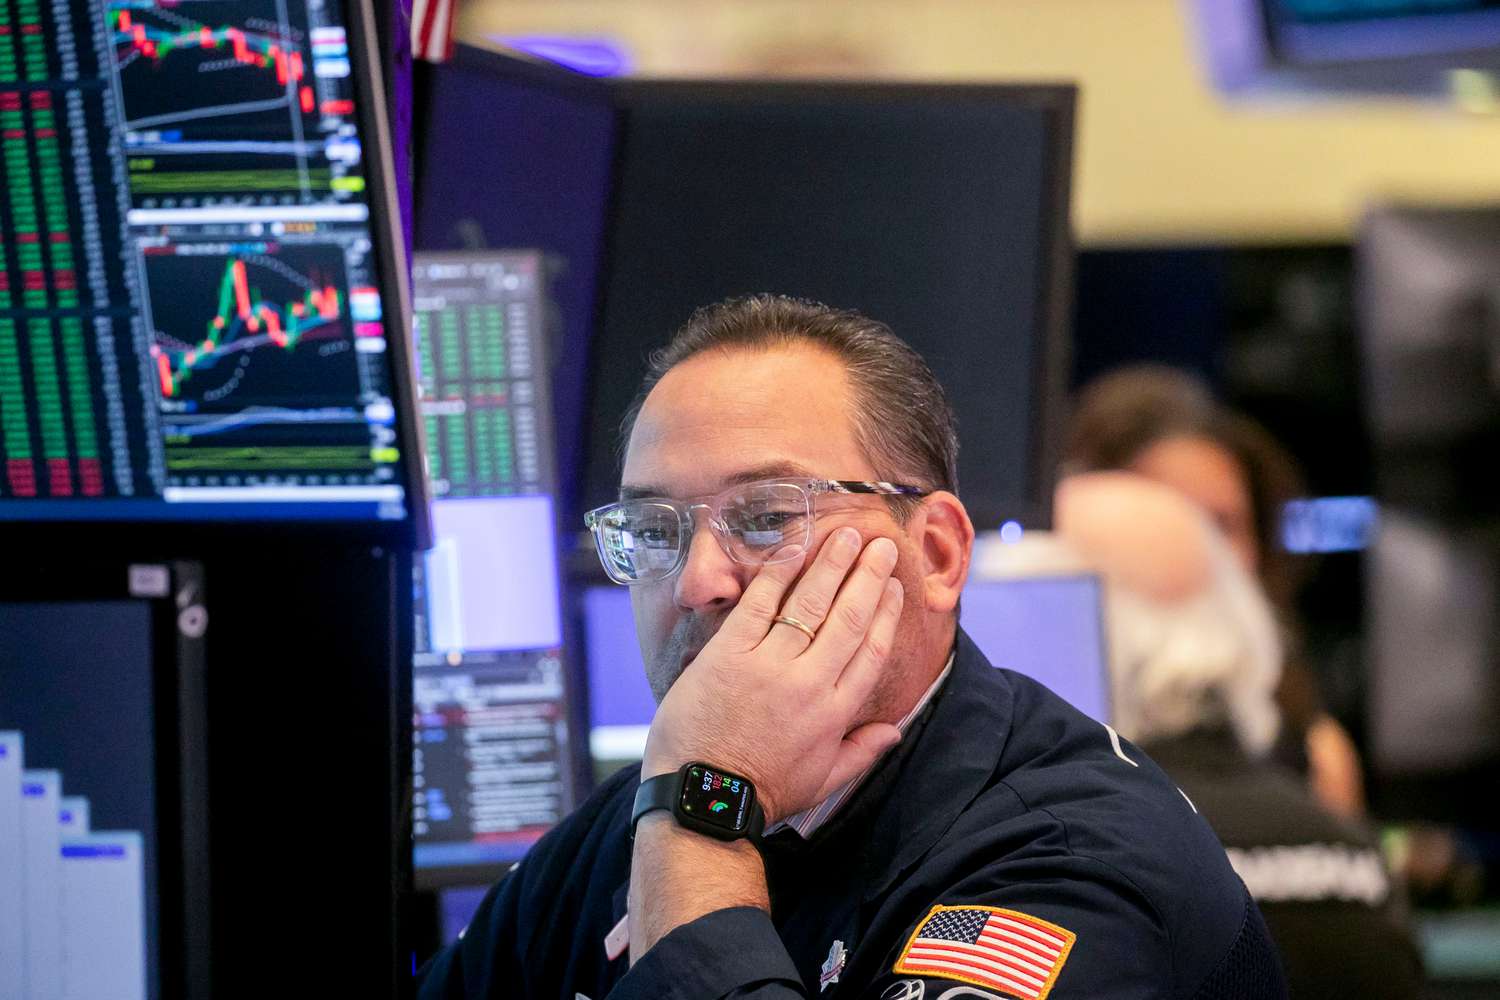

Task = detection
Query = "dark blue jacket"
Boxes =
[417,630,1286,999]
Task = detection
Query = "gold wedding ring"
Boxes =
[772,614,818,642]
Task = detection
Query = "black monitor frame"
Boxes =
[595,77,1076,531]
[0,559,211,1000]
[342,0,431,549]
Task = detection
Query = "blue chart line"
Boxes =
[166,405,362,438]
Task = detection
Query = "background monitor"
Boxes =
[0,0,427,539]
[1192,0,1500,98]
[585,81,1075,532]
[581,584,655,770]
[412,56,1075,533]
[958,574,1112,725]
[1354,204,1500,823]
[410,250,580,886]
[413,49,617,527]
[0,561,208,1000]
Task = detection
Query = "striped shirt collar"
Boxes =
[766,649,956,840]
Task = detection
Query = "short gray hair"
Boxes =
[620,294,959,520]
[975,529,1283,756]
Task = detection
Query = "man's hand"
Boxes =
[641,526,906,824]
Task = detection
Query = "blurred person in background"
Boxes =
[978,472,1422,999]
[1064,365,1366,820]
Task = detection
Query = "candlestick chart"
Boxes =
[146,243,360,407]
[143,242,380,481]
[108,0,313,131]
[105,0,355,206]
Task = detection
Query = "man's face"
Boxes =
[620,343,933,724]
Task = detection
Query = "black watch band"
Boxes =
[631,762,765,843]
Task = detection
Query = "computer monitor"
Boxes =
[958,575,1112,724]
[1193,0,1500,98]
[0,561,208,1000]
[581,585,655,767]
[585,80,1075,531]
[413,47,617,526]
[1354,204,1500,822]
[0,0,427,541]
[410,251,579,886]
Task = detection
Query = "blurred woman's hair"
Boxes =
[1063,366,1305,610]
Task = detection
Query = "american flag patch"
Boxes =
[893,905,1075,999]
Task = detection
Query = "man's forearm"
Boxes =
[628,812,770,964]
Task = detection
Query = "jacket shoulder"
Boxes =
[981,671,1258,991]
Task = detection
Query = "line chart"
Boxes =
[102,0,359,205]
[107,0,313,133]
[144,242,361,410]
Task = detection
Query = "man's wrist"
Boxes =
[633,761,774,833]
[628,812,769,964]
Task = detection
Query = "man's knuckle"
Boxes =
[741,593,778,620]
[837,602,870,634]
[795,590,831,621]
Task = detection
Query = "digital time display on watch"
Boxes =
[679,765,753,833]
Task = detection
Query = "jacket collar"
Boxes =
[788,628,1012,902]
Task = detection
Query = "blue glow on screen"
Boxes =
[492,36,631,77]
[425,495,563,652]
[1280,496,1378,554]
[959,575,1111,724]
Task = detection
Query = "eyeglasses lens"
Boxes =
[718,483,811,563]
[598,502,682,583]
[595,482,814,584]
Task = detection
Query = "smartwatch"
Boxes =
[632,762,766,843]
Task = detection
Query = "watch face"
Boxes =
[680,765,753,834]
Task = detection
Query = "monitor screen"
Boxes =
[586,82,1074,531]
[0,0,423,531]
[0,601,159,999]
[410,251,576,882]
[958,575,1111,724]
[582,585,655,764]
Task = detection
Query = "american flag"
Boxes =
[410,0,456,63]
[893,905,1075,1000]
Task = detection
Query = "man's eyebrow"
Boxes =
[617,462,819,502]
[723,462,818,485]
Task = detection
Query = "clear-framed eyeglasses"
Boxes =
[583,478,930,586]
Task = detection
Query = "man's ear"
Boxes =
[917,491,973,614]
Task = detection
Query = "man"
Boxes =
[417,295,1286,999]
[979,473,1422,999]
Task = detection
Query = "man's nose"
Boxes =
[673,518,746,613]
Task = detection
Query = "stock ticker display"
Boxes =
[410,252,575,876]
[0,0,410,522]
